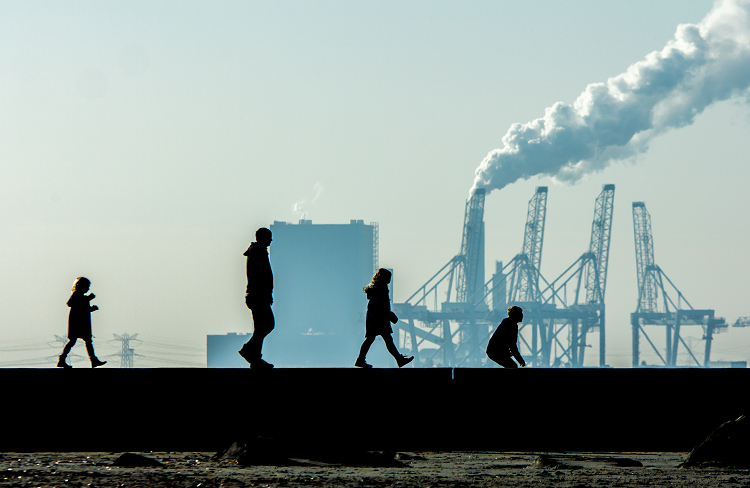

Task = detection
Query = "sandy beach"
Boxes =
[2,451,748,488]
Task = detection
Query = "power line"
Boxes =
[135,356,205,367]
[1,334,207,368]
[138,340,203,352]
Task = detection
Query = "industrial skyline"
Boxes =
[2,0,750,367]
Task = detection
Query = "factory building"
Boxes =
[208,219,388,368]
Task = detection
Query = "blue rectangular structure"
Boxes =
[207,333,252,368]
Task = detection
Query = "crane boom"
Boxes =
[585,184,615,305]
[632,202,658,313]
[455,189,486,304]
[516,187,548,302]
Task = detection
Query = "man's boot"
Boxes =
[251,358,274,369]
[238,346,253,365]
[354,357,373,368]
[57,356,72,369]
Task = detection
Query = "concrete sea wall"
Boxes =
[2,368,746,452]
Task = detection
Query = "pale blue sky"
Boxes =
[2,0,749,367]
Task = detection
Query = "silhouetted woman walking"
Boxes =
[355,269,414,368]
[57,277,107,368]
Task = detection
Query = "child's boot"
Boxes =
[396,355,414,368]
[91,358,107,368]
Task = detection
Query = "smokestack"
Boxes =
[472,0,750,195]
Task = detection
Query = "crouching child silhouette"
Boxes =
[486,306,526,368]
[57,277,107,368]
[355,269,414,368]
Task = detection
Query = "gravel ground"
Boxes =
[2,451,749,487]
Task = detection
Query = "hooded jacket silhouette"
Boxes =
[238,231,276,369]
[244,242,273,305]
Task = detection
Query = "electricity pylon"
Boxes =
[112,333,141,368]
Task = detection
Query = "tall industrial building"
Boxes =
[208,219,382,367]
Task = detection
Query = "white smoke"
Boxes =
[292,182,324,220]
[472,0,750,194]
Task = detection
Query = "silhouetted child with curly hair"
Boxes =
[57,277,107,368]
[355,268,414,368]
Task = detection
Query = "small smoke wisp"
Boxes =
[472,0,750,194]
[292,182,324,220]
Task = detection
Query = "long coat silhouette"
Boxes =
[364,282,397,337]
[67,291,96,339]
[57,277,106,368]
[355,268,413,368]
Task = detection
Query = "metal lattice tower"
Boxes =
[455,189,486,303]
[514,187,547,302]
[573,184,615,366]
[630,203,727,367]
[584,185,615,306]
[495,187,548,368]
[632,202,658,313]
[113,333,138,368]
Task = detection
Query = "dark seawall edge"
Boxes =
[2,368,746,452]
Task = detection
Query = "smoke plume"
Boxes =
[292,182,325,220]
[472,0,750,194]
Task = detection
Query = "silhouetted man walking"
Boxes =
[487,306,526,368]
[239,227,275,369]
